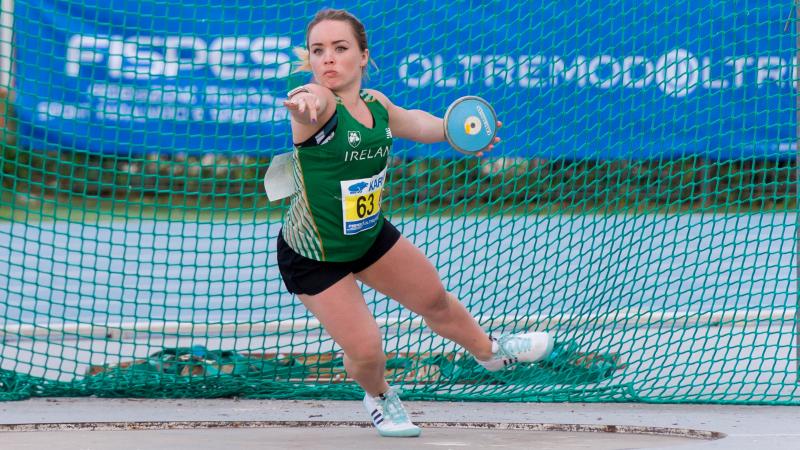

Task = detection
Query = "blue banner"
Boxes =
[13,0,797,159]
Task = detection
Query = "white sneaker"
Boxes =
[475,332,554,372]
[363,388,421,437]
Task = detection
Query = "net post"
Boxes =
[0,0,13,89]
[795,1,800,376]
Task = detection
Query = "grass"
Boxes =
[1,141,797,223]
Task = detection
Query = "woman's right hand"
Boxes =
[284,92,322,124]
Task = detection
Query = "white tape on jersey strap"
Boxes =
[264,152,296,201]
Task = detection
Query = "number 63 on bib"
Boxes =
[340,167,387,235]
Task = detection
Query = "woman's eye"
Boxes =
[336,46,347,52]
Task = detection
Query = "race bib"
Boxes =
[340,167,387,235]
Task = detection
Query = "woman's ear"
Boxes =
[361,48,370,68]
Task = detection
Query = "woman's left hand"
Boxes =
[475,121,502,158]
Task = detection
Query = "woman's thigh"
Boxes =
[298,274,384,359]
[354,235,447,314]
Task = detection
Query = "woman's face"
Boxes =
[307,20,368,92]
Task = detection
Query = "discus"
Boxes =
[443,96,498,155]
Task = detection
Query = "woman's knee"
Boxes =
[416,287,451,319]
[343,339,386,364]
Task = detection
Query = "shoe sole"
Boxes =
[377,427,422,437]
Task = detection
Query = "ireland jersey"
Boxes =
[282,90,393,262]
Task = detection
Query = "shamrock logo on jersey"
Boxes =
[348,130,361,148]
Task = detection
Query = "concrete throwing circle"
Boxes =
[0,421,724,450]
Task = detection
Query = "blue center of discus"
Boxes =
[444,96,497,154]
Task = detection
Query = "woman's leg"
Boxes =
[355,235,494,361]
[298,274,389,397]
[298,271,420,437]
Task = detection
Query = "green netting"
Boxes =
[0,1,798,405]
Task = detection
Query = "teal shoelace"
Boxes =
[380,392,411,424]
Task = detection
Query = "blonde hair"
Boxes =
[292,8,377,76]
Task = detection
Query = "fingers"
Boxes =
[482,122,502,155]
[283,94,320,123]
[313,97,321,123]
[477,136,501,157]
[282,97,305,112]
[309,98,318,124]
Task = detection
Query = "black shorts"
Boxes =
[276,218,401,296]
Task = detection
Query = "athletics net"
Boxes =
[0,0,797,404]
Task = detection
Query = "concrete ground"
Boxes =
[0,398,798,449]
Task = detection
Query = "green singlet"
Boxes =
[282,90,393,262]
